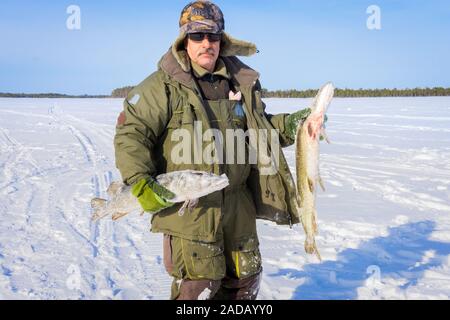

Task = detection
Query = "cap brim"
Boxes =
[180,20,222,34]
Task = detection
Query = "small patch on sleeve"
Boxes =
[117,112,126,126]
[128,94,140,106]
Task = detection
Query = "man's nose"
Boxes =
[201,38,213,46]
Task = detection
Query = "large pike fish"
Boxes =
[296,82,335,261]
[91,170,229,221]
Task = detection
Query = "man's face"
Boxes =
[185,33,221,72]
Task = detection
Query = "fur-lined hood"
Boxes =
[158,32,259,89]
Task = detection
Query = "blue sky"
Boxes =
[0,0,449,95]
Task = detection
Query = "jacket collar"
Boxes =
[191,59,230,80]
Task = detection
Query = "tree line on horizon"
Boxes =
[110,86,135,98]
[113,86,450,98]
[2,86,450,98]
[261,87,450,98]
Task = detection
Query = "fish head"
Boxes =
[305,82,335,140]
[310,82,335,115]
[193,171,229,191]
[216,173,230,190]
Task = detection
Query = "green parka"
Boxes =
[114,32,301,242]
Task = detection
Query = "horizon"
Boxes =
[1,0,450,95]
[2,86,450,97]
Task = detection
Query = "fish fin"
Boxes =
[307,178,315,193]
[319,175,326,192]
[112,212,129,221]
[315,247,322,262]
[304,236,322,261]
[304,236,315,254]
[91,198,107,209]
[320,128,331,144]
[187,199,199,212]
[107,181,122,197]
[313,209,319,235]
[91,198,107,221]
[178,201,189,216]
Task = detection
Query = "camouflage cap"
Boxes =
[179,1,225,34]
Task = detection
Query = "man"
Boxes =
[114,1,310,300]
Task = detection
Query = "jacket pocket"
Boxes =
[181,239,225,280]
[231,238,262,279]
[166,104,196,128]
[181,104,196,124]
[166,111,183,129]
[164,105,197,173]
[230,101,246,129]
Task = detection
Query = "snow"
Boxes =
[1,96,450,300]
[197,287,212,300]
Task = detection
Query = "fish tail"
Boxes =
[112,212,128,221]
[319,175,326,192]
[305,236,322,261]
[91,198,107,221]
[314,246,322,262]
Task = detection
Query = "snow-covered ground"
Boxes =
[0,96,449,300]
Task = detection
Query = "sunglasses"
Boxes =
[187,33,222,43]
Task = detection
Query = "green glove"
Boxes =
[286,108,329,141]
[131,178,175,213]
[285,108,312,140]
